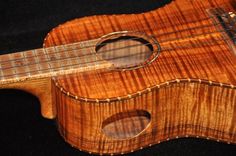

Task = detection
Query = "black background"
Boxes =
[0,0,236,155]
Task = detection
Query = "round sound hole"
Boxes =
[102,110,151,140]
[95,32,160,70]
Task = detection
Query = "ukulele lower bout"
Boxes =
[52,76,236,154]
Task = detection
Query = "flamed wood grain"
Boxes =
[0,0,235,154]
[45,0,236,154]
[54,82,236,154]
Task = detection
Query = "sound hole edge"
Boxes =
[102,110,151,140]
[95,31,160,70]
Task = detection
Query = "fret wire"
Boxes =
[69,44,80,67]
[43,48,53,72]
[8,54,19,78]
[22,52,31,76]
[0,21,224,66]
[79,42,86,68]
[35,49,52,71]
[62,44,73,70]
[32,49,43,74]
[83,41,95,68]
[0,59,4,79]
[53,46,64,70]
[0,36,229,79]
[84,42,93,68]
[72,43,82,69]
[91,40,100,67]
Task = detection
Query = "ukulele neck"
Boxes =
[0,40,111,84]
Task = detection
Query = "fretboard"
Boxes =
[0,39,111,83]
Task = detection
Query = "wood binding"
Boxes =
[0,0,236,155]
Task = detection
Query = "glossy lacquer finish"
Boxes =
[0,0,236,155]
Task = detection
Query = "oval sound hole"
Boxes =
[96,36,153,69]
[102,110,151,140]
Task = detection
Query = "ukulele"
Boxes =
[0,0,235,155]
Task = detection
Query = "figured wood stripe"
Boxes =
[54,80,236,154]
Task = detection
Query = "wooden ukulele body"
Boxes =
[0,0,236,155]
